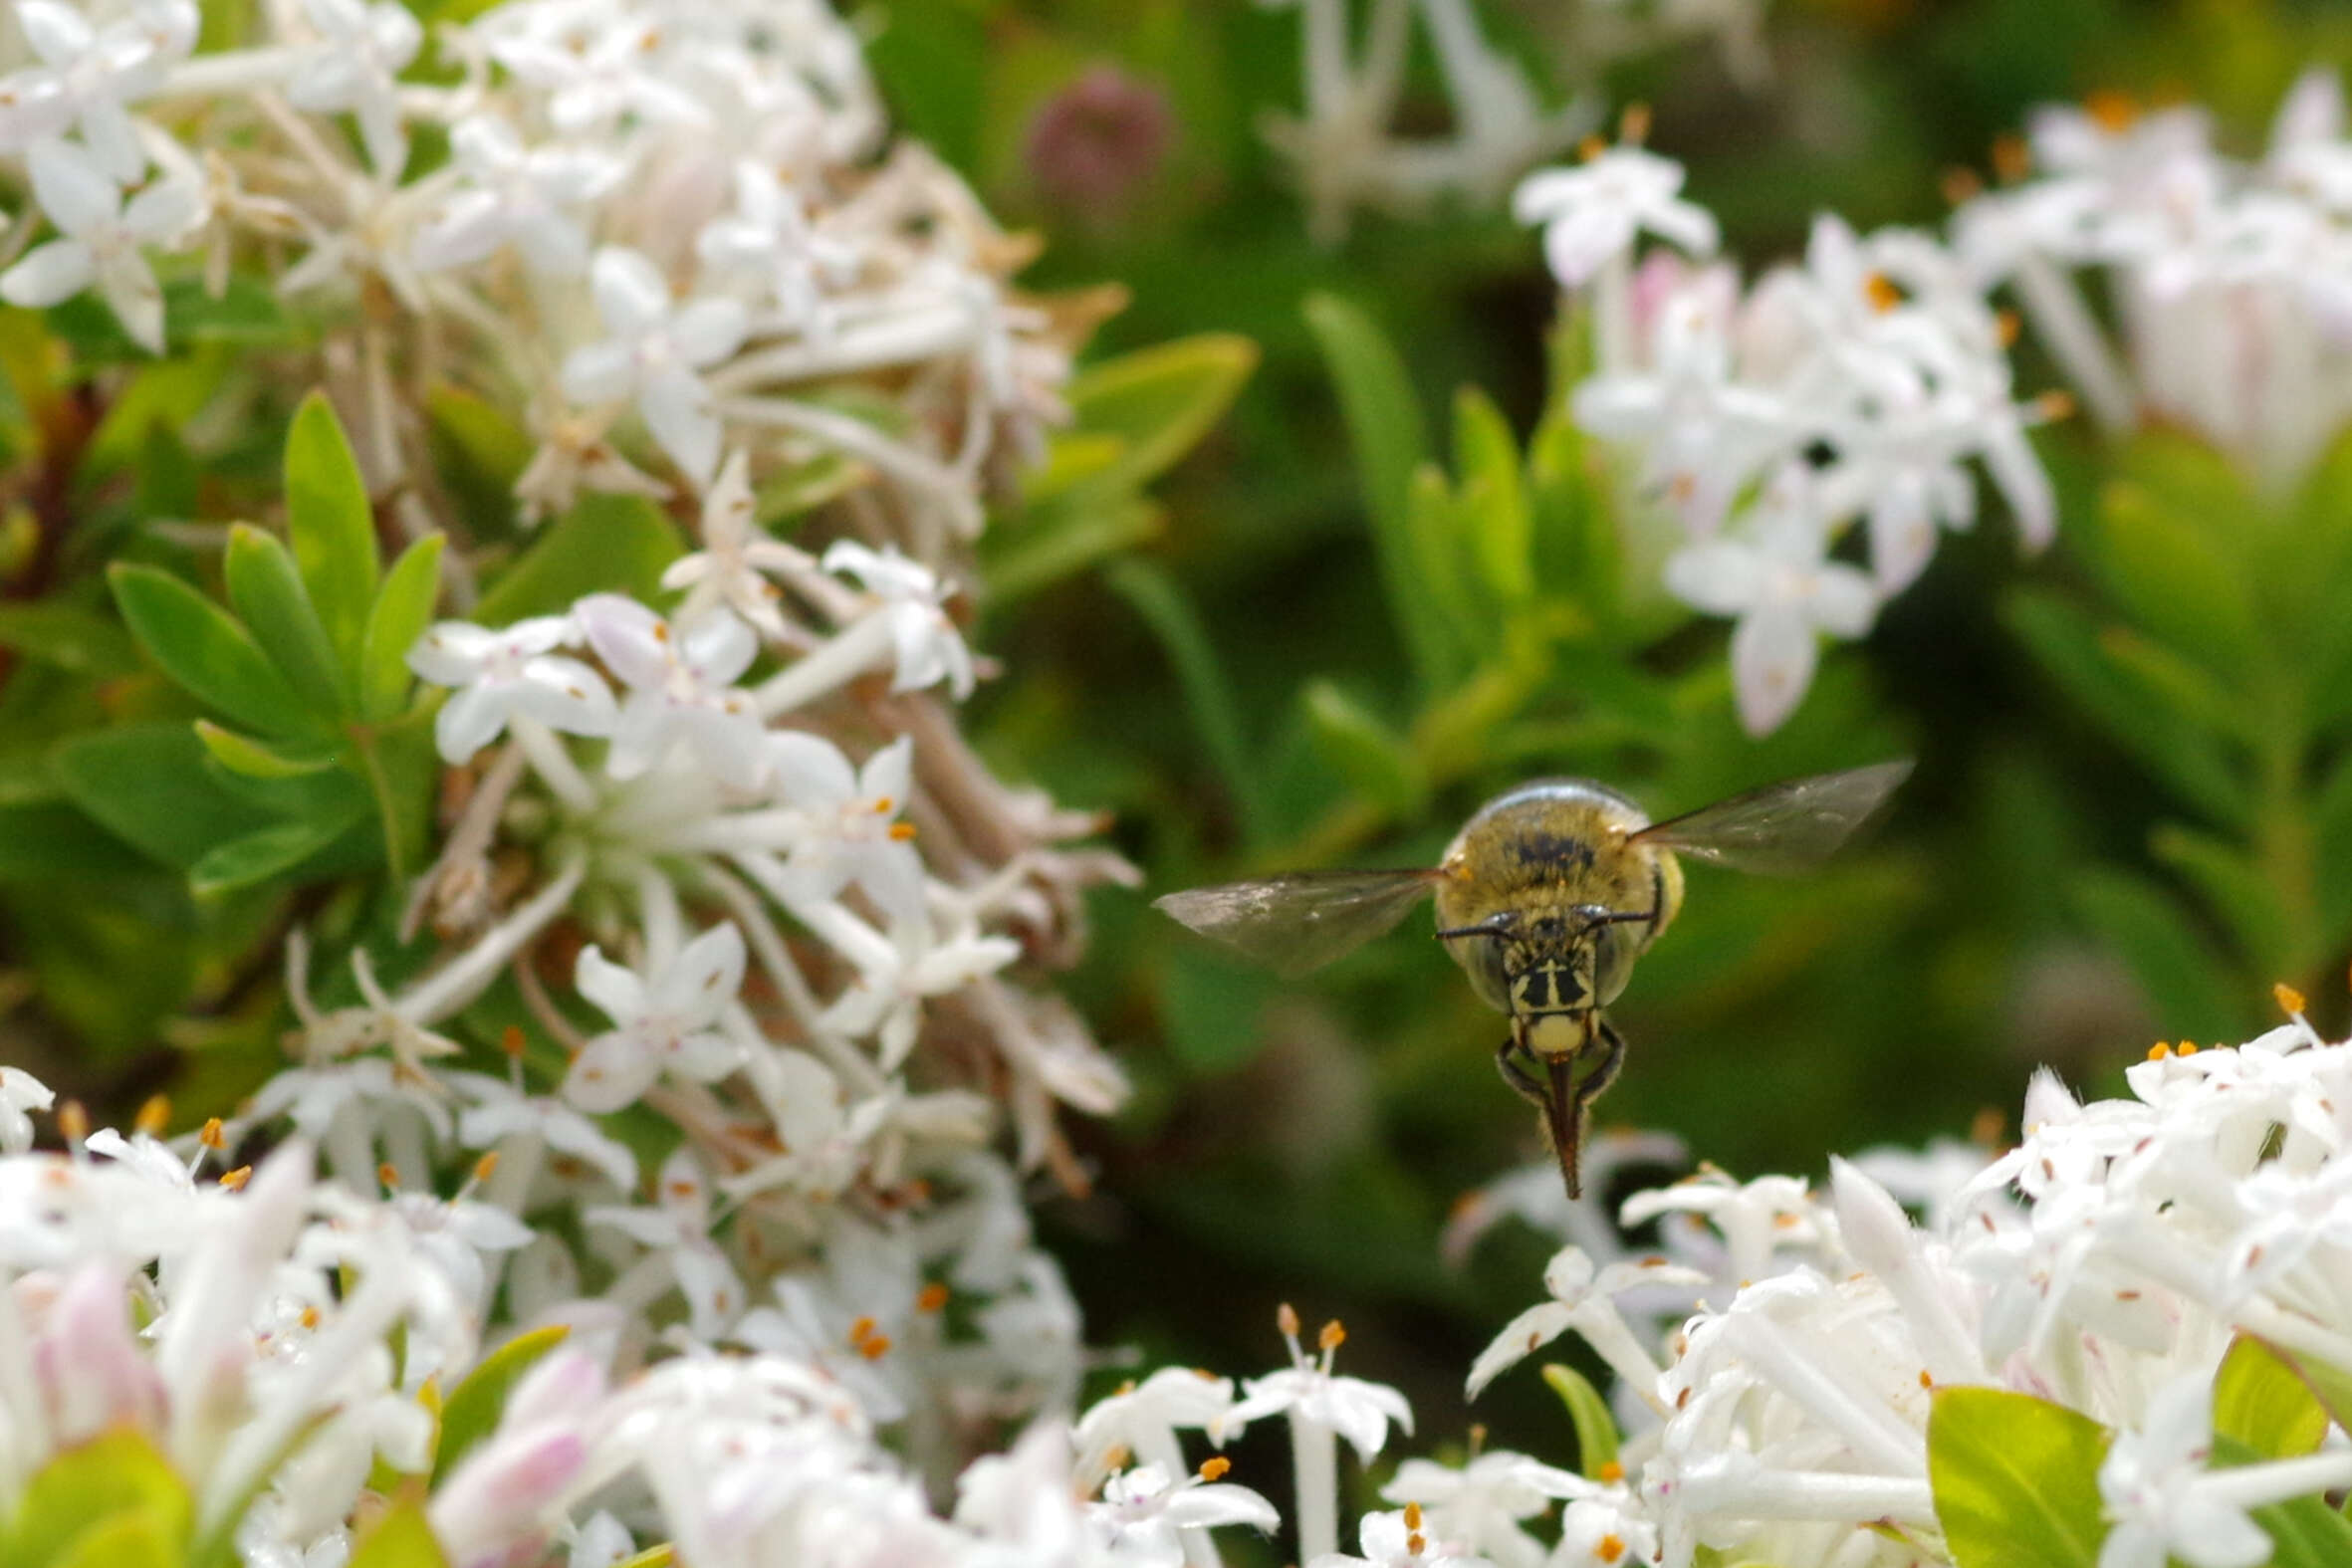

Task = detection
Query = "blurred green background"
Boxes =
[878,0,2352,1471]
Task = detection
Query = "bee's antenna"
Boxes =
[1435,913,1517,942]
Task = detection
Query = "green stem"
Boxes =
[351,727,409,887]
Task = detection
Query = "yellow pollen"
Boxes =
[1619,103,1651,144]
[1996,309,2021,346]
[1919,1370,1933,1388]
[1940,166,1984,205]
[917,1282,950,1313]
[2178,1041,2199,1055]
[1864,272,1901,313]
[1408,1535,1427,1557]
[1277,1302,1298,1336]
[1597,1533,1627,1564]
[2276,982,2308,1016]
[473,1151,500,1184]
[1198,1456,1231,1481]
[200,1116,225,1150]
[134,1095,170,1136]
[666,1179,696,1200]
[872,796,893,813]
[1991,133,2030,182]
[1318,1319,1346,1351]
[219,1166,253,1191]
[2148,1042,2172,1060]
[1598,1460,1625,1483]
[502,1024,527,1058]
[300,1305,321,1328]
[888,822,917,841]
[2035,389,2077,421]
[1404,1502,1424,1532]
[58,1101,88,1142]
[377,1162,399,1191]
[652,622,670,642]
[2084,89,2138,132]
[858,1334,891,1360]
[1578,134,1606,161]
[848,1315,878,1344]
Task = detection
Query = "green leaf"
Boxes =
[1104,559,1267,835]
[109,563,317,739]
[2312,750,2352,938]
[1302,293,1449,691]
[1300,679,1424,815]
[2068,866,2244,1044]
[1404,462,1486,668]
[284,391,380,682]
[359,535,445,724]
[2214,1335,2329,1458]
[2250,1339,2352,1435]
[51,725,286,870]
[983,496,1164,604]
[1060,333,1257,494]
[52,1507,175,1568]
[2150,824,2291,977]
[2004,591,2249,826]
[1540,1363,1621,1479]
[188,805,369,896]
[224,523,347,718]
[425,383,532,499]
[1928,1386,2108,1568]
[0,601,139,677]
[2089,476,2263,680]
[433,1323,572,1479]
[1453,386,1532,606]
[195,721,339,781]
[7,1427,192,1568]
[348,1497,450,1568]
[2211,1434,2352,1568]
[0,803,149,879]
[471,493,685,625]
[1526,404,1620,632]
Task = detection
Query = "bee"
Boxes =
[1154,761,1912,1198]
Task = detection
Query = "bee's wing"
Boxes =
[1154,869,1446,979]
[1627,760,1914,874]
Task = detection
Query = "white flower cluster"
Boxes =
[1255,0,1769,243]
[1515,128,2059,735]
[1464,998,2352,1568]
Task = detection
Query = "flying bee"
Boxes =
[1154,761,1912,1198]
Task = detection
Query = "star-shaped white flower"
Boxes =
[14,0,184,181]
[1089,1462,1281,1564]
[406,614,618,764]
[586,1147,745,1341]
[810,904,1021,1070]
[561,248,747,487]
[1465,1245,1706,1401]
[1,138,203,353]
[443,1070,637,1194]
[1513,144,1719,288]
[0,1065,54,1152]
[658,449,817,638]
[695,160,856,338]
[821,540,976,699]
[563,921,747,1114]
[1382,1452,1593,1568]
[572,594,765,787]
[1661,469,1878,736]
[1224,1320,1413,1461]
[2098,1376,2278,1568]
[284,0,421,176]
[1308,1506,1492,1568]
[411,117,620,278]
[765,731,924,918]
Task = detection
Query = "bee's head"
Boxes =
[1438,903,1643,1017]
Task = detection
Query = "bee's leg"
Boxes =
[1577,1014,1628,1105]
[1495,1036,1547,1109]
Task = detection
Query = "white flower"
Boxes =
[1465,1245,1705,1402]
[284,0,421,176]
[1225,1320,1413,1461]
[1383,1452,1591,1568]
[412,117,620,277]
[562,248,747,487]
[406,614,618,764]
[572,594,765,787]
[444,1070,638,1195]
[658,449,818,639]
[487,17,705,136]
[1090,1462,1281,1565]
[586,1147,745,1340]
[1514,146,1719,288]
[1308,1506,1494,1568]
[810,904,1021,1070]
[1075,1366,1238,1485]
[1660,470,1878,736]
[429,1348,603,1567]
[695,160,855,337]
[764,732,925,918]
[1,138,202,353]
[821,540,976,698]
[563,921,747,1114]
[14,0,175,181]
[0,1065,54,1152]
[2098,1375,2288,1568]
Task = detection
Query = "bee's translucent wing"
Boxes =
[1627,760,1913,874]
[1154,869,1446,979]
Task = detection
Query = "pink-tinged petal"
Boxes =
[563,1030,658,1114]
[681,609,757,685]
[560,339,636,405]
[1542,208,1634,288]
[1806,564,1879,638]
[1662,540,1763,616]
[25,138,115,235]
[434,683,509,763]
[0,238,95,308]
[572,594,671,690]
[1729,608,1816,737]
[574,944,648,1024]
[658,922,746,1018]
[637,361,721,487]
[512,655,618,736]
[768,731,857,806]
[671,297,747,367]
[589,247,670,338]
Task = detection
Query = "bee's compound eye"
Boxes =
[1592,922,1639,1006]
[1446,931,1512,1012]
